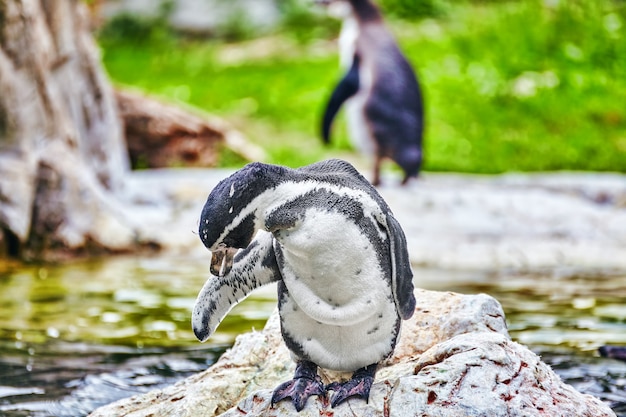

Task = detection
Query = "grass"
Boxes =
[99,0,626,173]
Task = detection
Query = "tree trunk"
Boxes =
[0,0,132,259]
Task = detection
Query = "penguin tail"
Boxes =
[321,110,334,145]
[395,145,422,185]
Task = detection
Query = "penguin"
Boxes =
[192,159,416,411]
[319,0,424,186]
[599,346,626,362]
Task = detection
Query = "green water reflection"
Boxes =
[417,268,626,352]
[0,257,625,415]
[0,256,277,351]
[2,257,625,358]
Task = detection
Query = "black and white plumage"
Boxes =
[320,0,424,186]
[192,159,416,411]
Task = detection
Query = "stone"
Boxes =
[87,289,615,417]
[121,169,626,271]
[97,0,281,35]
[378,172,626,271]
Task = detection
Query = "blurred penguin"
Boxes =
[319,0,424,186]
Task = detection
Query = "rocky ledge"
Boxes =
[125,169,626,271]
[88,289,615,417]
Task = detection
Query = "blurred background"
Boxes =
[1,0,625,415]
[95,0,626,173]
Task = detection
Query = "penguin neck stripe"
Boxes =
[214,180,387,248]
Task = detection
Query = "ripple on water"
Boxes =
[0,259,625,416]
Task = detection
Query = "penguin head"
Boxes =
[315,0,353,19]
[199,162,286,275]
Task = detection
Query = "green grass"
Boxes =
[99,0,626,173]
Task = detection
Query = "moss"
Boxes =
[216,142,250,168]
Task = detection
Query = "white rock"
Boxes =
[88,289,615,417]
[125,169,626,271]
[372,172,626,271]
[99,0,280,33]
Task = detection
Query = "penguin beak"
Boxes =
[210,246,238,277]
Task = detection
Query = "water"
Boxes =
[418,268,626,415]
[0,257,625,416]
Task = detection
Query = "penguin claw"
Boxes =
[327,364,377,408]
[271,376,326,411]
[271,361,325,411]
[327,375,374,408]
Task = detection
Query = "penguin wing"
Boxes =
[321,54,361,143]
[192,231,281,342]
[385,214,416,320]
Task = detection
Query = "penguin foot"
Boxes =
[271,361,325,411]
[599,345,626,361]
[327,363,377,408]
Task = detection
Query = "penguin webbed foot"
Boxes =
[326,363,377,408]
[271,361,326,411]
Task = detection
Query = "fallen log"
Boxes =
[115,89,265,169]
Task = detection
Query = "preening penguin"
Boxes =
[319,0,424,186]
[192,159,416,411]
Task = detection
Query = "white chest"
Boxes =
[338,17,358,69]
[273,208,399,371]
[337,17,375,154]
[257,182,401,371]
[275,208,387,322]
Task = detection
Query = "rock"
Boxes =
[116,89,265,169]
[97,0,281,35]
[87,289,615,417]
[122,169,626,271]
[379,172,626,271]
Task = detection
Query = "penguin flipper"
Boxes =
[322,54,361,143]
[192,231,280,342]
[385,214,416,320]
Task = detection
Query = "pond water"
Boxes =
[0,256,625,416]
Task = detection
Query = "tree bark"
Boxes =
[0,0,130,259]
